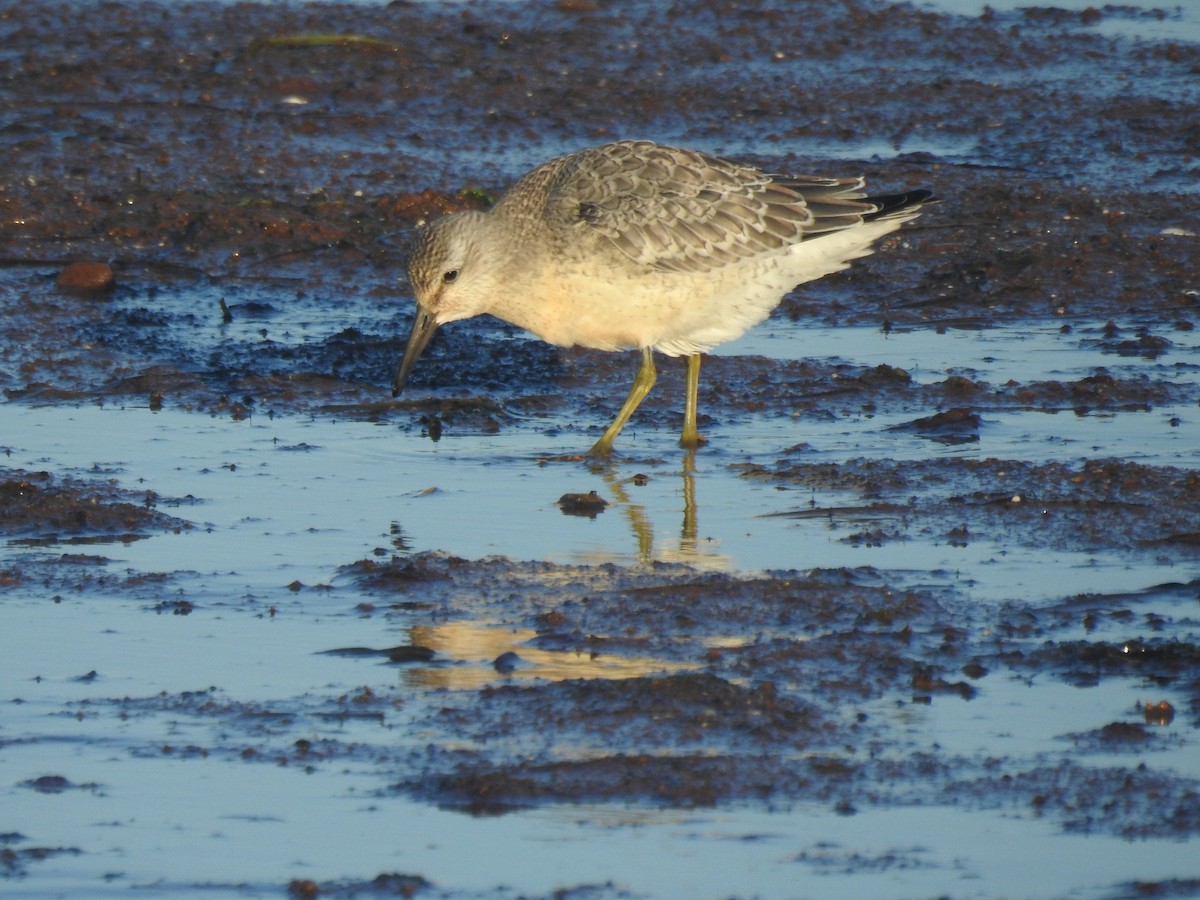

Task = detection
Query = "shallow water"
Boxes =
[4,314,1197,581]
[3,311,1199,896]
[2,647,1196,899]
[925,0,1200,43]
[3,588,1197,898]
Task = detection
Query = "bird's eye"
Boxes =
[443,270,459,283]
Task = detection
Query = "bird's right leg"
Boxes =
[679,353,708,449]
[588,347,656,457]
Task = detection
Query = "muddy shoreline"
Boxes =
[2,0,1199,896]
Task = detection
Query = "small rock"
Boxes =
[26,775,71,793]
[889,407,980,445]
[56,261,115,295]
[386,644,435,663]
[557,490,608,518]
[493,651,522,673]
[1142,700,1175,726]
[961,660,988,679]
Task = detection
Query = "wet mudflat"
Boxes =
[2,0,1200,896]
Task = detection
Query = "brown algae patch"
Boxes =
[0,468,191,545]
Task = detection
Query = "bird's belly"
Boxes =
[498,260,791,356]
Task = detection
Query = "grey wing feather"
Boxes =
[530,141,878,274]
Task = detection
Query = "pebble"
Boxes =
[56,261,115,295]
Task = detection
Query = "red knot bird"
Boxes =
[393,140,932,456]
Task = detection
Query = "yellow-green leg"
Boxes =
[680,353,707,449]
[589,347,657,457]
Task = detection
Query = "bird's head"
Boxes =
[393,211,494,396]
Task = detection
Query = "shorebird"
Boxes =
[393,140,931,456]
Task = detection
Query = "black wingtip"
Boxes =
[863,189,937,221]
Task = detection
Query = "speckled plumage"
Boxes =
[395,140,932,454]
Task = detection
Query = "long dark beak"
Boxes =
[392,306,438,397]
